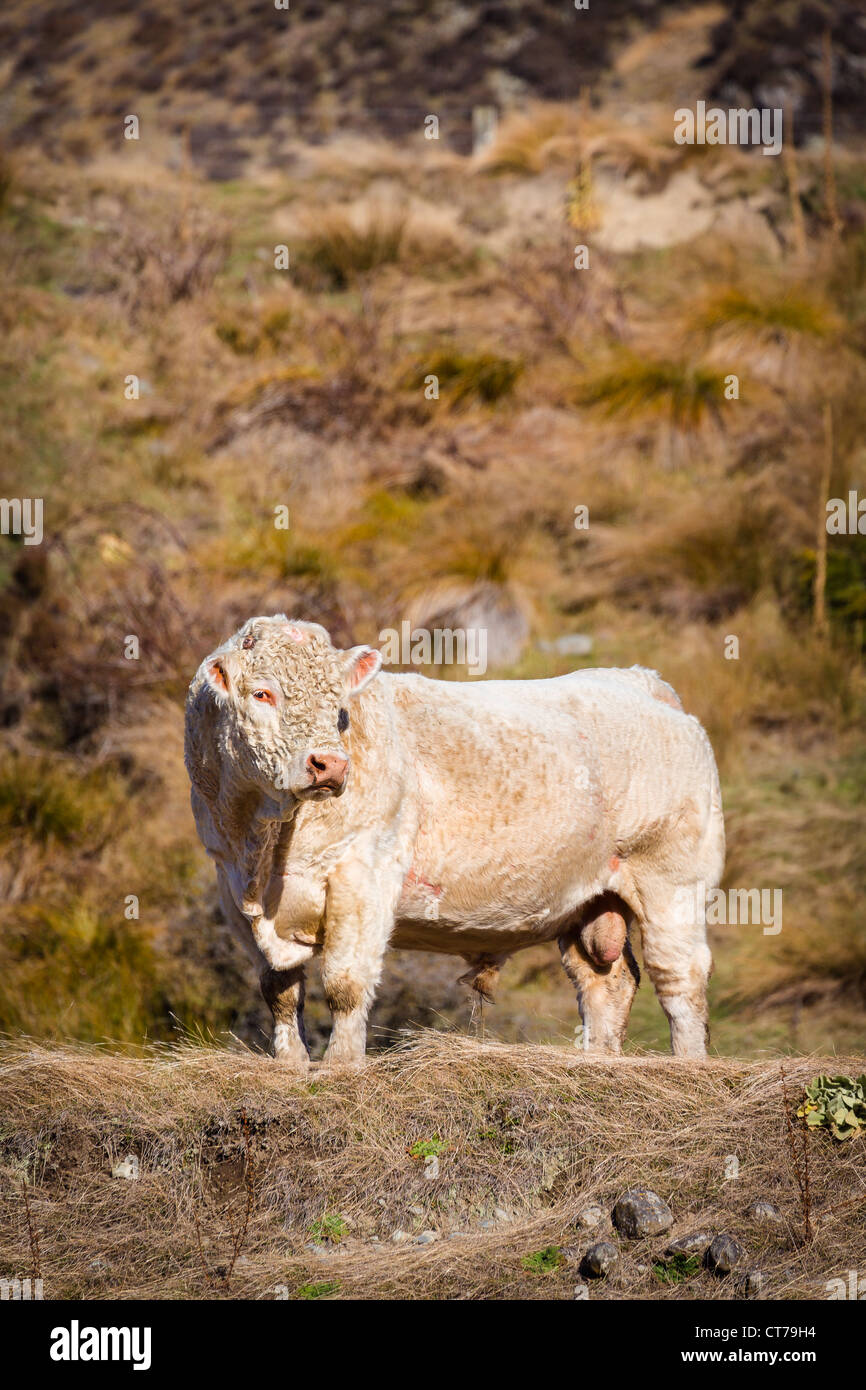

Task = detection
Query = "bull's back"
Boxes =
[385,667,716,940]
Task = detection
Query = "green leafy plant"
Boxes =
[521,1245,565,1274]
[652,1252,701,1285]
[308,1212,349,1244]
[407,1136,448,1160]
[797,1075,866,1141]
[297,1279,340,1300]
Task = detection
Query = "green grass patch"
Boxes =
[521,1245,565,1274]
[308,1213,350,1244]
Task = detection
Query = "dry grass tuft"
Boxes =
[1,1034,864,1301]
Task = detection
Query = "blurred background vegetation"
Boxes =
[0,0,864,1058]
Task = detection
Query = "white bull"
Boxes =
[184,615,725,1069]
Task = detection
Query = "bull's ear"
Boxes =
[204,649,240,703]
[342,645,382,695]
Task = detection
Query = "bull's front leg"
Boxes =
[260,964,309,1071]
[321,859,399,1067]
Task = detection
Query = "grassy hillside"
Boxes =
[0,1036,863,1300]
[0,2,865,1061]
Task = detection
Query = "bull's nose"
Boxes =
[305,752,349,792]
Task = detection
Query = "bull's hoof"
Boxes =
[272,1050,310,1075]
[321,1051,366,1072]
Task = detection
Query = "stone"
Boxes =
[493,1208,511,1223]
[111,1154,140,1180]
[539,634,594,657]
[574,1203,607,1230]
[403,580,530,670]
[740,1268,768,1296]
[390,1229,409,1244]
[748,1201,782,1224]
[705,1233,746,1275]
[416,1230,439,1245]
[580,1241,620,1279]
[612,1188,673,1239]
[664,1231,712,1257]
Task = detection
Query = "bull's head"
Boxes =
[194,616,381,811]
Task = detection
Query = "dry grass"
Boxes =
[1,1034,864,1302]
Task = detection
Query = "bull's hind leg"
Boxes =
[260,965,309,1072]
[559,895,639,1054]
[639,883,712,1058]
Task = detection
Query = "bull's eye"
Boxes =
[252,688,276,706]
[337,707,349,733]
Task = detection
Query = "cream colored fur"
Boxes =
[185,616,725,1070]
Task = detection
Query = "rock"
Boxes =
[541,1154,566,1191]
[416,1230,439,1245]
[705,1233,746,1275]
[408,1204,424,1217]
[580,1241,620,1279]
[423,1155,440,1181]
[664,1231,712,1257]
[403,580,530,671]
[575,1203,607,1231]
[390,1229,409,1244]
[479,1218,495,1230]
[111,1154,140,1180]
[748,1201,782,1224]
[613,1188,673,1239]
[739,1268,768,1296]
[573,1281,590,1300]
[539,634,594,657]
[493,1208,511,1223]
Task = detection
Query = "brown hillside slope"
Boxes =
[0,1034,863,1300]
[1,0,864,171]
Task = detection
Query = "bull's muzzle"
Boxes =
[304,751,349,795]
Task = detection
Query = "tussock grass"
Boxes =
[294,198,467,289]
[691,286,841,343]
[403,347,524,408]
[1,1034,863,1301]
[575,352,729,429]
